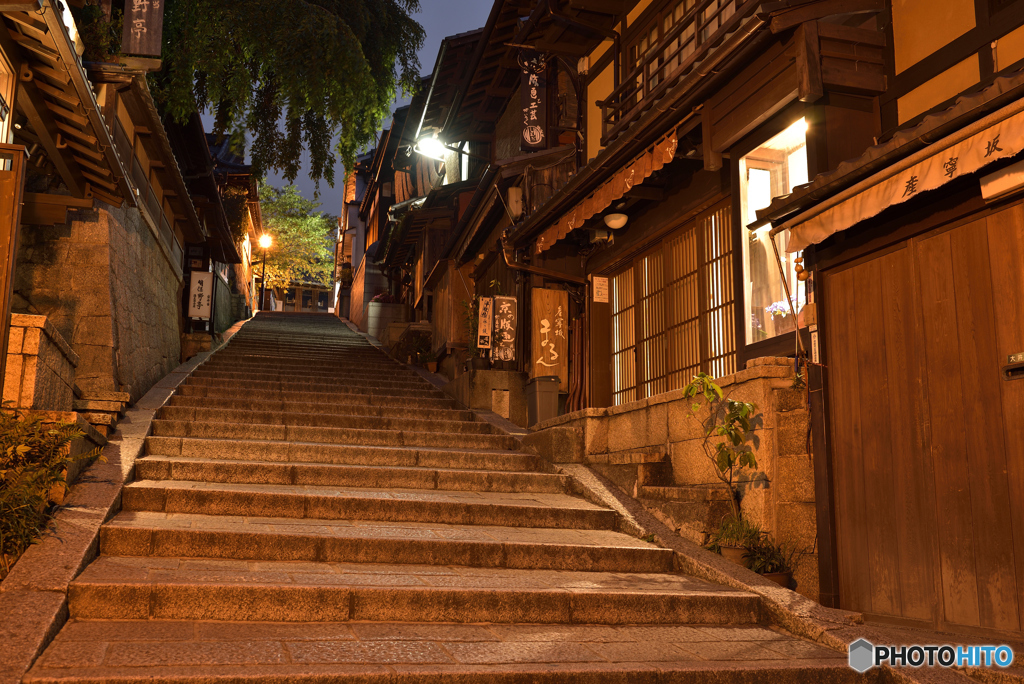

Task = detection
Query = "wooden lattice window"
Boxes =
[609,201,736,406]
[611,267,636,405]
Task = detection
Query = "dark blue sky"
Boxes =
[261,0,493,211]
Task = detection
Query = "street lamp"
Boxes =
[258,233,272,311]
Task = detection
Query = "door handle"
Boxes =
[1004,360,1024,381]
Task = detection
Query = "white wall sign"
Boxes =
[593,276,609,303]
[188,271,213,320]
[477,296,493,350]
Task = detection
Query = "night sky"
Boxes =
[260,0,494,212]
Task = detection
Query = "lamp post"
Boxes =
[258,233,272,311]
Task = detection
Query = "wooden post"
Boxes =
[0,144,28,399]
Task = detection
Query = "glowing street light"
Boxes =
[414,133,448,161]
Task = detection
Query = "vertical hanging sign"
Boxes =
[519,50,547,151]
[122,0,165,57]
[531,288,568,390]
[188,271,213,320]
[477,296,493,350]
[492,296,517,362]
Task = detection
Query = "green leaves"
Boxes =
[259,182,336,289]
[155,0,426,187]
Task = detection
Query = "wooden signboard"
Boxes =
[531,288,568,390]
[519,50,547,151]
[477,296,493,350]
[122,0,165,57]
[0,145,27,399]
[187,271,213,320]
[492,296,517,362]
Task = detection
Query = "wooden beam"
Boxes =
[796,22,824,103]
[701,104,721,172]
[769,0,884,33]
[567,0,626,15]
[16,78,86,196]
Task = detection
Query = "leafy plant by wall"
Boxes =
[0,411,101,579]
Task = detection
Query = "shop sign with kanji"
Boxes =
[519,50,547,152]
[122,0,165,57]
[188,271,213,320]
[492,296,517,362]
[531,288,568,390]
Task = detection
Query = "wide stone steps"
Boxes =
[68,556,759,625]
[100,512,674,573]
[182,377,448,399]
[145,436,541,470]
[165,394,477,422]
[135,456,571,493]
[120,480,618,529]
[27,315,846,684]
[23,620,866,684]
[149,420,520,450]
[155,406,500,435]
[175,384,459,408]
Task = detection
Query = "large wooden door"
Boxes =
[824,203,1024,636]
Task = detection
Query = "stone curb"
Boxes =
[0,318,250,684]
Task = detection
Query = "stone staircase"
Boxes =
[24,314,870,682]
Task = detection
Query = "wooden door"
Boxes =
[824,203,1024,636]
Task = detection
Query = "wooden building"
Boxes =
[755,0,1024,640]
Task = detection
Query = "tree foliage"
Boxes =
[155,0,425,187]
[258,183,336,289]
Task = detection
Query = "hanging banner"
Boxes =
[519,50,547,152]
[492,296,517,362]
[531,288,568,390]
[122,0,166,57]
[477,296,493,350]
[188,271,213,320]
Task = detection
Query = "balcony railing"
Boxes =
[599,0,761,146]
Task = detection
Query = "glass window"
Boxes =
[739,117,809,345]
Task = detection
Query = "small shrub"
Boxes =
[744,537,802,575]
[0,410,101,579]
[706,514,762,552]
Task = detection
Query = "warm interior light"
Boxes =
[259,234,272,250]
[414,134,448,161]
[603,213,628,229]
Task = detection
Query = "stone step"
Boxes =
[144,436,541,471]
[190,366,427,383]
[100,511,675,573]
[25,619,859,684]
[182,377,446,399]
[174,385,459,409]
[120,481,617,530]
[68,556,760,625]
[135,456,570,493]
[149,420,520,450]
[155,406,497,435]
[166,395,476,422]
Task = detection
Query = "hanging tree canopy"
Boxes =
[154,0,425,188]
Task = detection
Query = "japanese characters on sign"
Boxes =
[122,0,165,57]
[187,271,213,320]
[519,50,547,152]
[477,297,493,350]
[531,288,568,390]
[592,276,609,304]
[492,296,517,362]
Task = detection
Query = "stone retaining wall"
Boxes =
[533,357,819,600]
[3,314,78,411]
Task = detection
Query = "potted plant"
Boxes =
[744,537,801,588]
[706,514,762,567]
[683,372,764,566]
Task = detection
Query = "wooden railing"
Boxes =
[599,0,761,146]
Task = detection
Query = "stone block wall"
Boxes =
[12,202,182,403]
[533,358,819,600]
[3,314,79,411]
